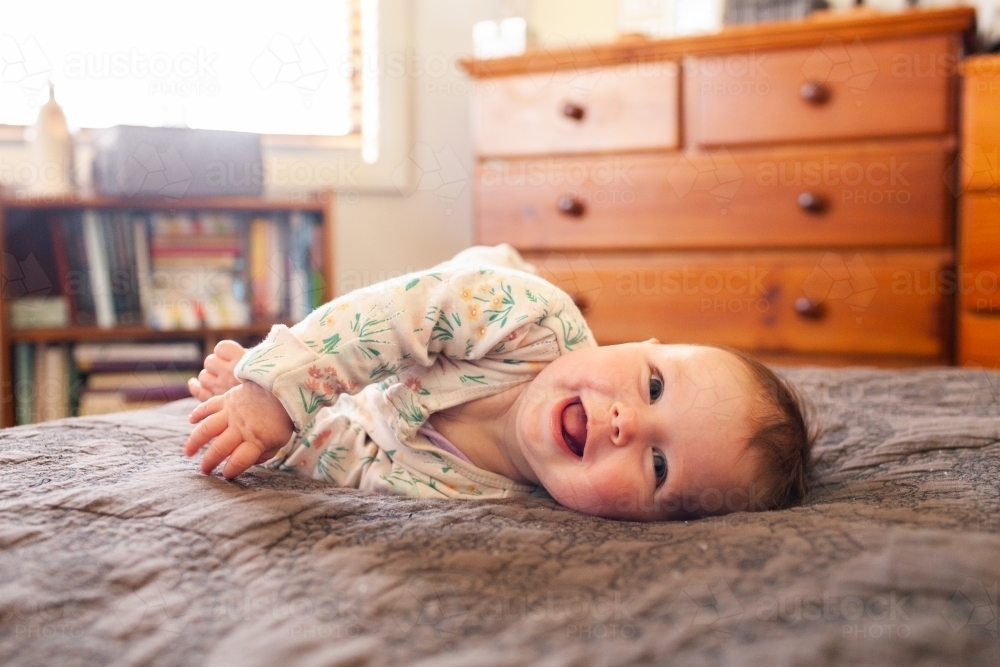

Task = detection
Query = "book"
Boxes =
[85,370,197,391]
[9,296,70,329]
[33,344,70,422]
[72,341,202,370]
[83,210,116,328]
[14,343,34,425]
[133,215,154,326]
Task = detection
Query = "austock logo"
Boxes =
[666,148,744,212]
[943,578,998,637]
[0,34,51,99]
[391,142,468,215]
[534,252,603,309]
[251,35,328,101]
[944,144,999,197]
[669,578,743,633]
[2,252,53,299]
[118,143,193,198]
[526,35,602,96]
[802,36,879,104]
[801,253,878,321]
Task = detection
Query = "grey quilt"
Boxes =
[1,367,998,667]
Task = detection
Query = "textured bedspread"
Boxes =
[1,367,998,667]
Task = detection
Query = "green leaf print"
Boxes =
[319,332,342,355]
[459,374,487,385]
[241,344,282,376]
[484,282,515,327]
[405,278,420,290]
[396,396,425,426]
[555,310,589,350]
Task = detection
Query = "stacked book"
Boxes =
[35,209,325,332]
[13,341,204,424]
[13,343,76,424]
[148,211,250,330]
[249,211,326,323]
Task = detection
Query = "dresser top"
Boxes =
[460,6,975,79]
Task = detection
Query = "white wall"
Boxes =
[331,0,492,294]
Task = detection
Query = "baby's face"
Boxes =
[514,343,761,521]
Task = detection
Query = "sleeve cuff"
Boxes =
[235,324,322,430]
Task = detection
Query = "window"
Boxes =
[0,0,378,158]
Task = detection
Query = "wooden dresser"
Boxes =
[462,7,975,366]
[958,55,1000,368]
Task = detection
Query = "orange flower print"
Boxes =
[308,366,323,379]
[459,286,473,302]
[322,381,337,395]
[305,378,321,392]
[477,326,487,338]
[467,304,481,319]
[490,295,503,308]
[403,377,423,393]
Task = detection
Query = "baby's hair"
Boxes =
[722,347,814,511]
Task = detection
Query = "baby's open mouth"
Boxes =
[560,399,588,458]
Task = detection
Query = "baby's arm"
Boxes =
[186,247,588,478]
[188,340,246,401]
[183,380,293,478]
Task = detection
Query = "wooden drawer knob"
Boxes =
[572,295,590,312]
[794,297,827,320]
[557,196,586,217]
[562,102,586,121]
[797,191,828,214]
[799,81,831,105]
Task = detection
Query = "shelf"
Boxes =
[4,324,280,344]
[0,193,329,212]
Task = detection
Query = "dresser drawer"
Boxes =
[961,59,1000,193]
[478,142,951,250]
[959,193,1000,313]
[527,250,950,356]
[471,62,679,156]
[958,312,1000,366]
[685,35,957,147]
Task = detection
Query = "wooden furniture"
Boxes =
[958,55,1000,368]
[0,194,335,427]
[462,7,976,366]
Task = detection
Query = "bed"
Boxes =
[1,366,998,667]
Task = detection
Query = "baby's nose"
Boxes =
[610,403,637,447]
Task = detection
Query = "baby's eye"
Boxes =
[649,372,664,402]
[653,450,667,487]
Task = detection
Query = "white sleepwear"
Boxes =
[234,245,596,499]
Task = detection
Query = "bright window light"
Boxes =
[0,0,357,136]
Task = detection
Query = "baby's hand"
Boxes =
[188,340,246,402]
[183,381,294,479]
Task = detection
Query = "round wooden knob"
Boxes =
[797,191,828,214]
[562,102,586,121]
[794,297,826,320]
[799,81,831,105]
[572,295,590,312]
[557,196,586,217]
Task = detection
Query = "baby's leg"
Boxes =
[188,340,246,401]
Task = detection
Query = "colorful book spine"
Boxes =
[83,210,116,328]
[14,343,34,425]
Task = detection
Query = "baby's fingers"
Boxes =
[183,404,227,457]
[213,340,245,362]
[188,394,223,425]
[221,441,266,479]
[188,378,213,402]
[199,428,244,475]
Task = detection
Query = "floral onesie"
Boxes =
[233,244,595,499]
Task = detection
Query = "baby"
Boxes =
[184,244,811,521]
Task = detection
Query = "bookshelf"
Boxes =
[0,193,335,428]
